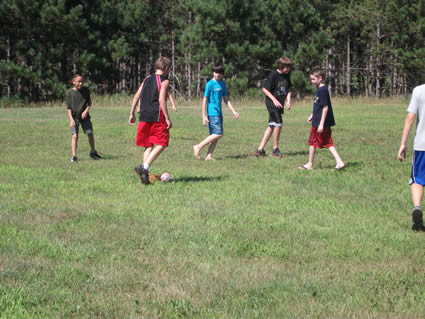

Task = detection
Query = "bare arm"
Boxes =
[81,105,91,119]
[307,113,313,123]
[398,112,416,161]
[223,96,239,119]
[318,105,328,132]
[262,88,282,108]
[67,109,75,128]
[159,79,172,129]
[168,92,177,112]
[285,91,292,110]
[202,96,208,126]
[129,82,144,125]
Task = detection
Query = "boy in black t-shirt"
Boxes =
[66,74,102,162]
[299,68,344,170]
[254,57,292,158]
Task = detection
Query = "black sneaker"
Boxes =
[71,156,78,162]
[254,149,266,157]
[90,150,103,160]
[135,165,150,185]
[272,148,283,158]
[411,207,425,232]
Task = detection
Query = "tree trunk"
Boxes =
[197,62,201,97]
[346,34,351,96]
[327,48,333,94]
[171,30,175,91]
[375,22,380,97]
[7,33,13,97]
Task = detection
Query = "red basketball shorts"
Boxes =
[136,112,169,147]
[308,126,334,148]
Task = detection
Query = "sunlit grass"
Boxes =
[1,97,424,318]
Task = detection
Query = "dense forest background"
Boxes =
[1,0,425,103]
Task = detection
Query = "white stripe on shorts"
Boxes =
[268,122,282,127]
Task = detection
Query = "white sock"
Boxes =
[143,163,150,171]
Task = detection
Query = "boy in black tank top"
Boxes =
[129,57,172,185]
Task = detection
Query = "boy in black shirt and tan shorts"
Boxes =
[255,57,292,158]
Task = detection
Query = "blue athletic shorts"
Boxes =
[410,151,425,186]
[208,116,223,135]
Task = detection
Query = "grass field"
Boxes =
[1,96,425,318]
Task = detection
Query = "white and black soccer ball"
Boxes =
[160,172,173,182]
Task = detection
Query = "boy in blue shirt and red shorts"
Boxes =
[398,83,425,231]
[300,68,344,171]
[128,57,172,185]
[193,64,239,160]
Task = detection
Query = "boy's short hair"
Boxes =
[212,64,225,74]
[277,57,291,69]
[154,57,170,71]
[72,74,83,81]
[310,68,326,80]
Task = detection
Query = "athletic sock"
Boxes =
[143,163,150,171]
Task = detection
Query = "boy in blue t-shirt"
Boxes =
[300,68,344,170]
[193,64,239,160]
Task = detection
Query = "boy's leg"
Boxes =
[300,146,315,170]
[143,146,153,163]
[135,145,164,185]
[411,183,424,207]
[87,133,103,159]
[193,135,222,160]
[88,133,95,152]
[205,138,221,160]
[256,126,273,154]
[144,145,165,167]
[304,145,315,169]
[411,183,425,231]
[258,126,273,150]
[409,151,425,230]
[272,126,281,150]
[328,146,345,169]
[71,133,78,157]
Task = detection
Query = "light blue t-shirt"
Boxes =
[204,79,227,117]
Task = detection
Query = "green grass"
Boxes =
[1,97,425,318]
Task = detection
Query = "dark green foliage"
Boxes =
[0,0,424,103]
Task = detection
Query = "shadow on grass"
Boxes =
[316,161,362,170]
[225,154,250,159]
[286,151,309,156]
[173,175,228,183]
[342,161,361,169]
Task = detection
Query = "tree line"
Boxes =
[1,0,425,103]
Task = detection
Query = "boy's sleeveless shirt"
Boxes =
[66,87,91,122]
[139,74,167,122]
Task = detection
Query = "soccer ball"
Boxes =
[160,172,173,182]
